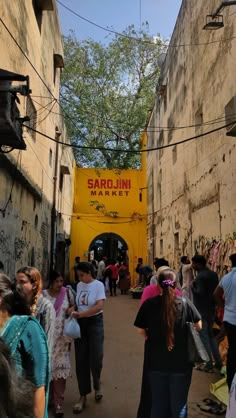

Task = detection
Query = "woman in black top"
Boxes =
[134,269,201,418]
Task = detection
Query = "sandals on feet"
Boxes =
[95,389,103,402]
[195,363,213,373]
[55,405,64,417]
[73,396,86,414]
[197,399,226,415]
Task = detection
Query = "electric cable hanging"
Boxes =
[32,94,236,132]
[0,152,20,217]
[0,17,77,135]
[1,14,235,161]
[1,10,228,137]
[22,120,236,154]
[57,0,236,47]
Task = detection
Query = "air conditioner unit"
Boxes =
[0,91,26,149]
[225,96,236,137]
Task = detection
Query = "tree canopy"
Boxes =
[61,25,165,168]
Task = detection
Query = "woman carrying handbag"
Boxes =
[71,262,106,414]
[134,269,202,418]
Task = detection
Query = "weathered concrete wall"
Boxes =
[147,0,236,269]
[0,0,74,279]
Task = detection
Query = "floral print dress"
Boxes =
[43,288,74,380]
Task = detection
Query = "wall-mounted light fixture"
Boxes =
[203,14,224,30]
[203,1,236,30]
[139,187,148,202]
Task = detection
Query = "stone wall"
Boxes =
[147,0,236,268]
[0,1,74,280]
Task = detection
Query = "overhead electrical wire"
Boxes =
[57,0,236,47]
[22,120,236,154]
[0,18,54,99]
[30,94,236,133]
[28,98,56,124]
[36,100,57,126]
[1,15,235,160]
[50,98,236,132]
[25,138,73,210]
[0,17,78,138]
[0,151,21,216]
[3,10,228,138]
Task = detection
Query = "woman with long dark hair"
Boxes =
[0,337,35,418]
[0,273,49,418]
[137,267,182,418]
[134,269,202,418]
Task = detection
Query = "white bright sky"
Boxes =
[57,0,182,41]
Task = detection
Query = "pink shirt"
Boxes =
[140,284,182,306]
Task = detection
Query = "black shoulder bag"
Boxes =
[182,298,209,364]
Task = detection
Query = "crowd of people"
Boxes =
[0,251,236,418]
[0,261,106,418]
[134,253,236,418]
[81,256,131,296]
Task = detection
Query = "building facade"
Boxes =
[147,0,236,272]
[70,134,147,283]
[0,0,74,280]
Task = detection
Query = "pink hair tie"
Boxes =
[162,279,175,288]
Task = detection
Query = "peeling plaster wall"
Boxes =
[0,1,74,279]
[147,0,236,268]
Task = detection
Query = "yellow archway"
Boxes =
[70,133,148,284]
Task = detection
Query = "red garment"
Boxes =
[140,284,182,306]
[107,264,119,280]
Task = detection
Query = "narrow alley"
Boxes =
[63,295,221,418]
[1,1,236,418]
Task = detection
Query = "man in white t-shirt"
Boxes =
[214,253,236,389]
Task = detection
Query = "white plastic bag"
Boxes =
[63,317,81,339]
[105,277,109,292]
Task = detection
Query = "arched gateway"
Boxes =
[89,232,128,262]
[70,133,147,284]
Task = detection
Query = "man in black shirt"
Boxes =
[191,255,222,372]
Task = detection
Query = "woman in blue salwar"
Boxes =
[0,273,49,418]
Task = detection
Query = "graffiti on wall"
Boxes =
[0,228,40,276]
[0,230,12,274]
[0,230,12,258]
[194,235,236,278]
[14,237,29,261]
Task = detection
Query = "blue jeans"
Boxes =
[199,318,222,367]
[149,369,192,418]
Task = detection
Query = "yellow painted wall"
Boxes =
[70,135,147,284]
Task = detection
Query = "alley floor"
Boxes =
[62,294,224,418]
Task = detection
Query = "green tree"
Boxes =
[61,25,165,168]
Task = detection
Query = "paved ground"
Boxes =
[62,294,225,418]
